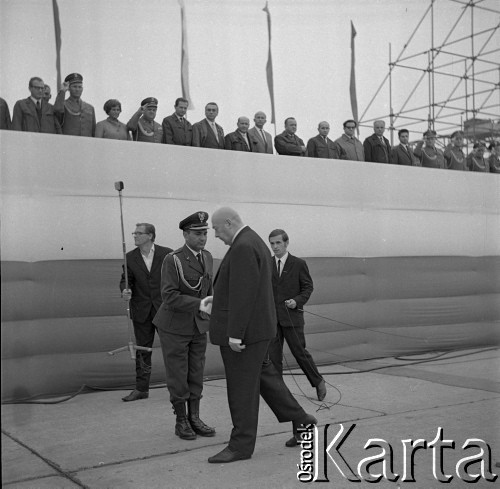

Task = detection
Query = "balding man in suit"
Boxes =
[248,111,273,154]
[224,116,252,152]
[306,121,347,159]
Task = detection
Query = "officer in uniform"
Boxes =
[126,97,163,143]
[153,211,215,440]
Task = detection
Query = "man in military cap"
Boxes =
[54,73,96,137]
[153,211,215,440]
[127,97,163,143]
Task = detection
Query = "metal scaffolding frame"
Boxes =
[359,0,500,146]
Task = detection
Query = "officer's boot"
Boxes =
[173,402,196,440]
[188,399,216,437]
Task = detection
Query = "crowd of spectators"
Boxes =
[1,73,498,174]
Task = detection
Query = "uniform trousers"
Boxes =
[132,310,157,392]
[221,339,307,456]
[158,326,207,405]
[268,323,323,388]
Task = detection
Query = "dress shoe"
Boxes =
[208,446,251,464]
[122,390,149,402]
[316,379,327,401]
[285,435,300,447]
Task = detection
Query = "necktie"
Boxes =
[36,101,41,109]
[277,259,281,276]
[197,253,204,270]
[260,129,268,151]
[36,100,42,123]
[211,122,219,142]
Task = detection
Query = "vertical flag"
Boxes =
[349,21,359,135]
[52,0,62,89]
[263,2,276,125]
[178,0,194,109]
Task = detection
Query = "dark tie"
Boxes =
[197,252,204,270]
[277,259,281,276]
[36,101,42,123]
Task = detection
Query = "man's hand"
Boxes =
[285,299,297,309]
[61,81,69,92]
[122,289,132,301]
[229,338,246,353]
[199,296,213,314]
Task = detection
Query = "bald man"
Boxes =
[248,111,273,154]
[306,121,347,159]
[204,207,316,463]
[274,117,307,156]
[363,120,391,163]
[224,116,252,151]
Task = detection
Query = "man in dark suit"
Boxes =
[306,121,347,160]
[390,129,419,166]
[248,111,273,154]
[274,117,307,156]
[224,116,252,151]
[162,97,192,146]
[363,120,391,163]
[205,208,316,463]
[153,212,215,440]
[268,230,326,401]
[192,102,225,149]
[120,223,172,402]
[0,97,11,130]
[11,77,61,134]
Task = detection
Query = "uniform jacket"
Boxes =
[192,119,225,149]
[224,130,252,151]
[248,127,273,154]
[119,244,172,323]
[11,98,61,134]
[334,134,365,161]
[53,91,96,137]
[390,144,419,166]
[209,226,277,346]
[306,135,347,159]
[363,134,391,163]
[274,131,305,156]
[272,254,313,328]
[153,245,213,335]
[443,144,467,171]
[162,114,192,145]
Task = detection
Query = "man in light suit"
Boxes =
[248,111,273,154]
[153,212,215,440]
[306,121,347,160]
[120,223,173,402]
[192,102,225,149]
[11,77,61,134]
[334,119,365,161]
[162,97,192,146]
[274,117,307,156]
[205,208,316,463]
[224,116,252,151]
[390,129,419,166]
[363,120,391,163]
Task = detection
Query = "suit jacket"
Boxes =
[274,131,305,156]
[272,254,313,328]
[306,135,347,159]
[334,134,365,161]
[119,244,172,323]
[390,144,419,166]
[192,119,225,149]
[162,114,192,145]
[11,98,61,134]
[224,130,252,151]
[363,134,391,163]
[210,226,277,346]
[248,127,273,154]
[153,245,213,335]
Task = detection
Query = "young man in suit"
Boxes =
[224,116,252,151]
[363,120,391,163]
[191,102,225,149]
[153,212,215,440]
[11,77,61,134]
[120,223,173,402]
[268,230,326,401]
[390,129,419,166]
[161,97,193,146]
[205,208,316,463]
[248,111,273,154]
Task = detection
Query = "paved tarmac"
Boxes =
[2,347,499,489]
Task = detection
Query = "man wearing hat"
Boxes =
[127,98,163,143]
[54,73,96,137]
[153,212,215,440]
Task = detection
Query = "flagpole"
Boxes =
[263,2,276,130]
[178,0,194,109]
[52,0,62,89]
[349,21,359,137]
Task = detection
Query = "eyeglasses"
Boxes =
[345,126,356,129]
[132,232,148,236]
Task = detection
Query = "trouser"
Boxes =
[132,311,157,392]
[221,340,307,456]
[268,322,323,387]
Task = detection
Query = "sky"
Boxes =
[1,0,498,144]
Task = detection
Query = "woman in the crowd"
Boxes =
[95,99,130,140]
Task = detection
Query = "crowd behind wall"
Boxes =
[1,74,499,174]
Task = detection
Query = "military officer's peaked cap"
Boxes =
[141,97,158,108]
[65,73,83,85]
[179,211,209,231]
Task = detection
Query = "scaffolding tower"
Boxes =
[359,0,500,146]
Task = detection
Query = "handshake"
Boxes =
[199,296,213,315]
